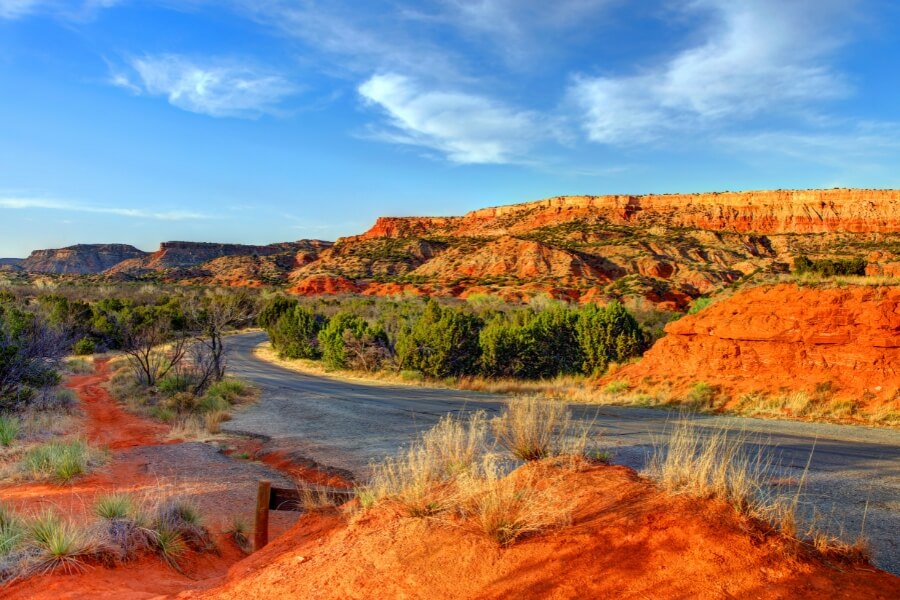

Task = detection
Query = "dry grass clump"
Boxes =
[456,457,572,546]
[360,405,590,545]
[491,396,591,461]
[223,517,251,554]
[646,420,772,515]
[645,419,869,561]
[365,412,489,517]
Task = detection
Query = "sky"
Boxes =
[1,0,900,257]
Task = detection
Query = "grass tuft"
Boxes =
[491,396,589,461]
[0,414,20,447]
[19,439,101,483]
[27,510,93,575]
[94,492,134,521]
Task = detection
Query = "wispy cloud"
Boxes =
[0,197,212,220]
[358,73,556,165]
[569,0,855,144]
[718,122,900,167]
[0,0,120,20]
[111,54,298,118]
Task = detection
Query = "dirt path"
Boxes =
[67,358,170,449]
[2,360,303,599]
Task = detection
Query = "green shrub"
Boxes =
[72,338,96,356]
[793,255,867,277]
[603,380,630,395]
[396,301,482,378]
[688,297,712,314]
[576,301,646,375]
[686,382,716,408]
[319,313,388,371]
[150,406,176,423]
[0,414,20,446]
[268,305,324,359]
[0,504,23,556]
[157,374,194,396]
[400,370,424,382]
[95,492,134,520]
[28,509,92,574]
[20,439,97,482]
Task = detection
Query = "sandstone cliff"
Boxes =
[105,240,332,281]
[283,188,900,306]
[22,244,148,274]
[613,283,900,411]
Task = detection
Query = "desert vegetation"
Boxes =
[358,398,591,545]
[0,491,215,584]
[261,295,648,381]
[357,401,870,559]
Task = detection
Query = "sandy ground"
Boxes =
[189,464,900,600]
[1,360,305,599]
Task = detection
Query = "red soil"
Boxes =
[1,361,342,599]
[190,464,900,600]
[614,283,900,410]
[72,359,171,449]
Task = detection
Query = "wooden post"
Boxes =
[255,480,271,552]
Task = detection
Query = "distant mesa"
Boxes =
[21,244,148,275]
[10,189,900,307]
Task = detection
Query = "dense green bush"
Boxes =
[793,255,867,277]
[264,296,648,380]
[72,337,96,356]
[269,305,324,359]
[318,312,388,371]
[396,300,482,378]
[576,301,646,375]
[479,307,581,379]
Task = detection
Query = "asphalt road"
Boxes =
[223,331,900,574]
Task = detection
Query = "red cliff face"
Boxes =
[354,189,900,239]
[287,189,900,306]
[22,244,148,274]
[614,283,900,408]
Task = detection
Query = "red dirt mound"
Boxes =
[614,283,900,409]
[189,464,899,600]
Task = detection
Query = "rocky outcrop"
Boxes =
[22,244,148,274]
[614,283,900,405]
[289,275,361,295]
[106,240,332,279]
[411,237,609,283]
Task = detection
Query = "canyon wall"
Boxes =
[615,283,900,405]
[353,189,900,239]
[22,244,148,274]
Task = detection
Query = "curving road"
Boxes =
[223,331,900,574]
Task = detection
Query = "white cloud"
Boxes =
[114,55,297,118]
[0,197,212,220]
[0,0,121,20]
[570,0,854,144]
[718,122,900,167]
[358,73,554,164]
[234,1,465,82]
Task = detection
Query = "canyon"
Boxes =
[7,189,900,308]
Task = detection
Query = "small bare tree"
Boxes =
[186,290,256,394]
[343,329,389,372]
[122,319,187,387]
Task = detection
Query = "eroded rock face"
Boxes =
[284,189,900,305]
[22,244,148,274]
[104,240,333,281]
[616,283,900,405]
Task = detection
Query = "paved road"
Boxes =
[223,331,900,574]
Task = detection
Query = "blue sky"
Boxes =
[1,0,899,257]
